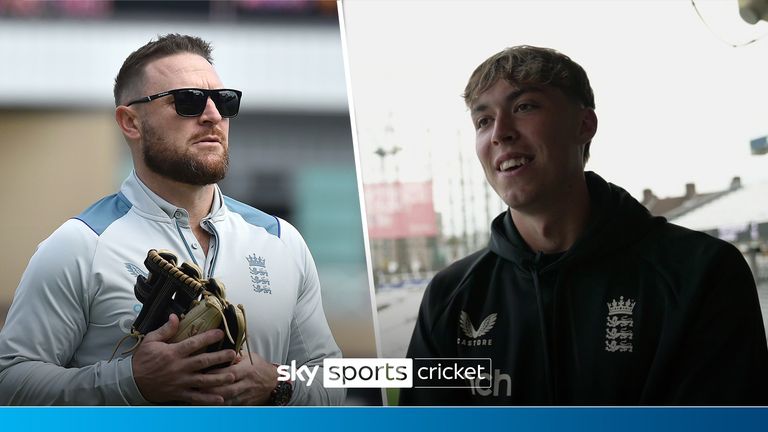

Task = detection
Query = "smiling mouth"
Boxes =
[498,157,533,172]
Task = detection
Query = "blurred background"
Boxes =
[342,0,768,378]
[0,0,380,405]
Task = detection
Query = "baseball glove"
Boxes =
[111,249,250,364]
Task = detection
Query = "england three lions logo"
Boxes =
[605,296,635,353]
[247,254,272,294]
[457,311,497,347]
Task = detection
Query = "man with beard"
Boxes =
[0,34,343,406]
[400,46,768,405]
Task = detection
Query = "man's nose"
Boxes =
[198,96,223,124]
[491,111,518,145]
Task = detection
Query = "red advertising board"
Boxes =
[364,181,438,239]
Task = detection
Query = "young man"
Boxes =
[0,34,343,406]
[400,46,768,405]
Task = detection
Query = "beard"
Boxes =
[140,121,229,186]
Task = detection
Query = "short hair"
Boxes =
[113,33,213,106]
[463,46,595,163]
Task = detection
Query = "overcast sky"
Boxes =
[343,0,768,209]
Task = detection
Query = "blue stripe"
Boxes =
[224,196,280,238]
[175,220,199,267]
[1,407,767,432]
[73,192,132,236]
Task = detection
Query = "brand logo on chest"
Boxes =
[457,311,497,347]
[124,262,148,279]
[605,296,635,353]
[247,254,272,294]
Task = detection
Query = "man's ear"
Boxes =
[579,108,598,144]
[115,106,142,141]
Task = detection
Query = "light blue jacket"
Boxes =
[0,172,343,405]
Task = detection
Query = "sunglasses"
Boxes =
[125,88,242,118]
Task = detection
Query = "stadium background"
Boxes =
[0,0,381,405]
[341,0,768,404]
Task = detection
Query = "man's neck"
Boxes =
[510,180,591,254]
[135,167,215,227]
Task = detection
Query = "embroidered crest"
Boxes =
[605,296,635,352]
[247,254,272,294]
[457,311,496,347]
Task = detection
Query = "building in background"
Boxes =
[641,133,768,283]
[642,177,743,220]
[663,180,768,283]
[0,0,379,405]
[640,173,768,283]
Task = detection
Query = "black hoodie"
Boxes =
[400,172,768,405]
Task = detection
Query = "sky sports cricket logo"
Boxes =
[276,358,492,388]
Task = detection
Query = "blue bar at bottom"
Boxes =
[1,407,767,432]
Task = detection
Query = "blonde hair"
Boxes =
[463,46,595,163]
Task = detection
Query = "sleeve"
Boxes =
[279,221,345,406]
[0,219,148,405]
[667,243,768,405]
[398,279,472,406]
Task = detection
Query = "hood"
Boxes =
[489,171,664,270]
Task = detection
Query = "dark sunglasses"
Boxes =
[125,88,242,118]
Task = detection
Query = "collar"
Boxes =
[120,170,225,223]
[489,171,658,269]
